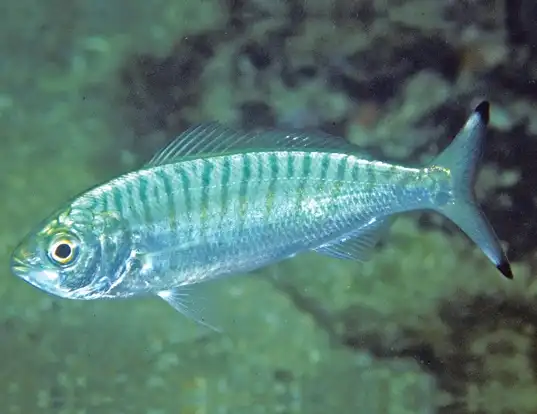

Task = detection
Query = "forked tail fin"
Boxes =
[431,101,512,279]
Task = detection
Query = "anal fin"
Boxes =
[314,217,394,261]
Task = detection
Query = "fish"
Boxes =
[10,101,512,326]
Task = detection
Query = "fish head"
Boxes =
[10,206,117,300]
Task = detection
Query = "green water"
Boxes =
[0,0,531,413]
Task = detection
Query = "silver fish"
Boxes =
[11,101,512,324]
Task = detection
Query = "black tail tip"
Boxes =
[497,261,514,279]
[474,101,490,125]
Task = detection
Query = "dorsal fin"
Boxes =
[146,122,358,167]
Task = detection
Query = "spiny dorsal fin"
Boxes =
[146,122,358,167]
[314,218,394,262]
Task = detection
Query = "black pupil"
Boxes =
[55,243,72,260]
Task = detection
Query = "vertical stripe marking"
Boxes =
[296,153,312,209]
[220,156,232,219]
[331,155,348,199]
[239,154,252,220]
[200,160,214,228]
[266,152,279,216]
[161,167,178,231]
[138,174,152,223]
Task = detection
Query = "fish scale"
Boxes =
[86,154,444,283]
[11,102,513,324]
[88,151,424,283]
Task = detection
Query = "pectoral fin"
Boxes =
[158,286,222,333]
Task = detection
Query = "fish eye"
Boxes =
[48,236,79,266]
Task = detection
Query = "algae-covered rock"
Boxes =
[1,275,328,413]
[4,0,537,413]
[268,218,537,413]
[269,218,510,344]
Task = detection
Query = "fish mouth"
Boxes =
[10,262,43,291]
[10,255,62,295]
[10,256,29,278]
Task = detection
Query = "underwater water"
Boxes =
[1,0,536,413]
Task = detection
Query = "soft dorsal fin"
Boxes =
[314,218,394,262]
[146,122,358,167]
